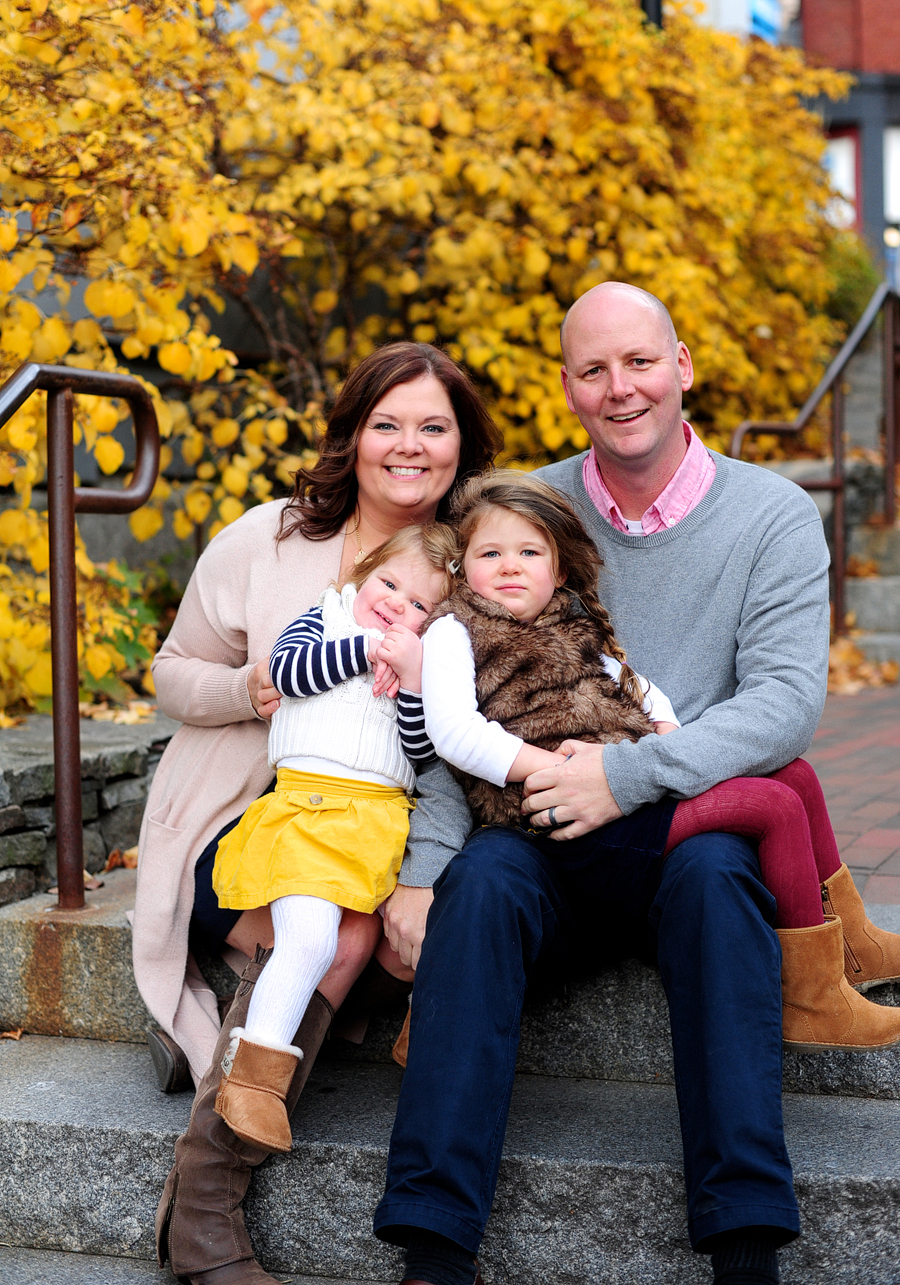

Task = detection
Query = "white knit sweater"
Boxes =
[267,584,416,793]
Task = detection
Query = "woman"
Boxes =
[136,341,500,1285]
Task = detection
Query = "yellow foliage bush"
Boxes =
[0,0,858,710]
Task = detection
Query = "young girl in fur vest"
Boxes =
[418,471,900,1055]
[210,523,457,1152]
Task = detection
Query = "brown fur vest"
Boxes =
[428,584,654,827]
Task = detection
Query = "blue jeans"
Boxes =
[374,826,799,1254]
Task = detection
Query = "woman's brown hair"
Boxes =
[278,342,502,544]
[451,471,644,705]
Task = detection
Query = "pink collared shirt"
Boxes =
[582,421,716,535]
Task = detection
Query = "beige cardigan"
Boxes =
[133,500,344,1083]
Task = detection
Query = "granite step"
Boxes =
[3,871,900,1099]
[851,631,900,666]
[0,1035,898,1285]
[0,1245,375,1285]
[845,574,900,633]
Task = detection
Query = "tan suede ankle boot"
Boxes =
[779,915,900,1052]
[821,862,900,991]
[215,1027,302,1152]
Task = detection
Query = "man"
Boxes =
[373,282,831,1285]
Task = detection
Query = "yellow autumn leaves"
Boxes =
[0,0,859,710]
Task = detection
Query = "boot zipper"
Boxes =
[822,882,863,976]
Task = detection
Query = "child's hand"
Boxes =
[372,658,401,699]
[247,661,281,719]
[654,721,679,736]
[375,624,424,693]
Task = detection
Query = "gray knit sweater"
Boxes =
[537,449,831,814]
[400,447,830,884]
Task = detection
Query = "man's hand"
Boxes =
[247,661,281,719]
[381,883,434,969]
[522,740,623,840]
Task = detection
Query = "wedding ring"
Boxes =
[548,806,558,827]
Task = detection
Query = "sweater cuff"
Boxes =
[603,739,665,816]
[197,662,261,723]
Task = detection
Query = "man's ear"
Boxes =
[560,366,575,413]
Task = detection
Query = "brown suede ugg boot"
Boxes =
[821,862,900,992]
[156,947,334,1285]
[779,916,900,1052]
[215,1028,301,1153]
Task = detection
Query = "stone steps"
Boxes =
[845,574,900,665]
[0,1035,899,1284]
[0,1245,374,1285]
[846,575,900,633]
[4,870,900,1100]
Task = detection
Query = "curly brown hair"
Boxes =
[451,471,643,705]
[277,342,502,545]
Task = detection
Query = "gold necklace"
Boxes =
[351,513,366,565]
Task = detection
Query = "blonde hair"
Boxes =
[452,471,643,705]
[342,523,459,605]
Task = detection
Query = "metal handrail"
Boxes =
[0,363,160,910]
[729,283,900,635]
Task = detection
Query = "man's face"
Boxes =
[560,290,693,474]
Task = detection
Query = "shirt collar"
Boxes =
[581,422,716,535]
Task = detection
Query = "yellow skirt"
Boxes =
[212,769,413,915]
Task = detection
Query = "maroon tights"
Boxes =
[663,759,841,929]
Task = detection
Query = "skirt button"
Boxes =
[309,793,323,805]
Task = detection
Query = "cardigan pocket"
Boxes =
[139,803,193,922]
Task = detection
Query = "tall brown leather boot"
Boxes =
[821,862,900,991]
[779,916,900,1052]
[156,947,335,1285]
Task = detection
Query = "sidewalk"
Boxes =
[807,683,900,902]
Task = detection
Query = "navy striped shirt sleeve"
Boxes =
[270,606,370,697]
[398,688,437,769]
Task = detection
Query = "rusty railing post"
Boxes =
[885,293,898,528]
[0,362,160,910]
[46,386,85,909]
[831,379,846,635]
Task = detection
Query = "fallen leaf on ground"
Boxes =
[845,555,880,579]
[48,870,106,894]
[78,700,156,724]
[828,637,899,695]
[103,845,138,871]
[1,1029,23,1040]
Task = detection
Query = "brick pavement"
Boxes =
[806,682,900,902]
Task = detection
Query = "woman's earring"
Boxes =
[449,559,461,575]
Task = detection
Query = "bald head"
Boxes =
[560,282,678,362]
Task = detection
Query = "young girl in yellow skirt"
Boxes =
[211,524,457,1153]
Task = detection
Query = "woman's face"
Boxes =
[354,374,462,522]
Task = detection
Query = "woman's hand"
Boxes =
[522,739,623,839]
[381,884,434,969]
[247,661,281,719]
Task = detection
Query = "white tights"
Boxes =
[243,895,342,1048]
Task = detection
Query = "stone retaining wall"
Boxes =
[0,713,179,905]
